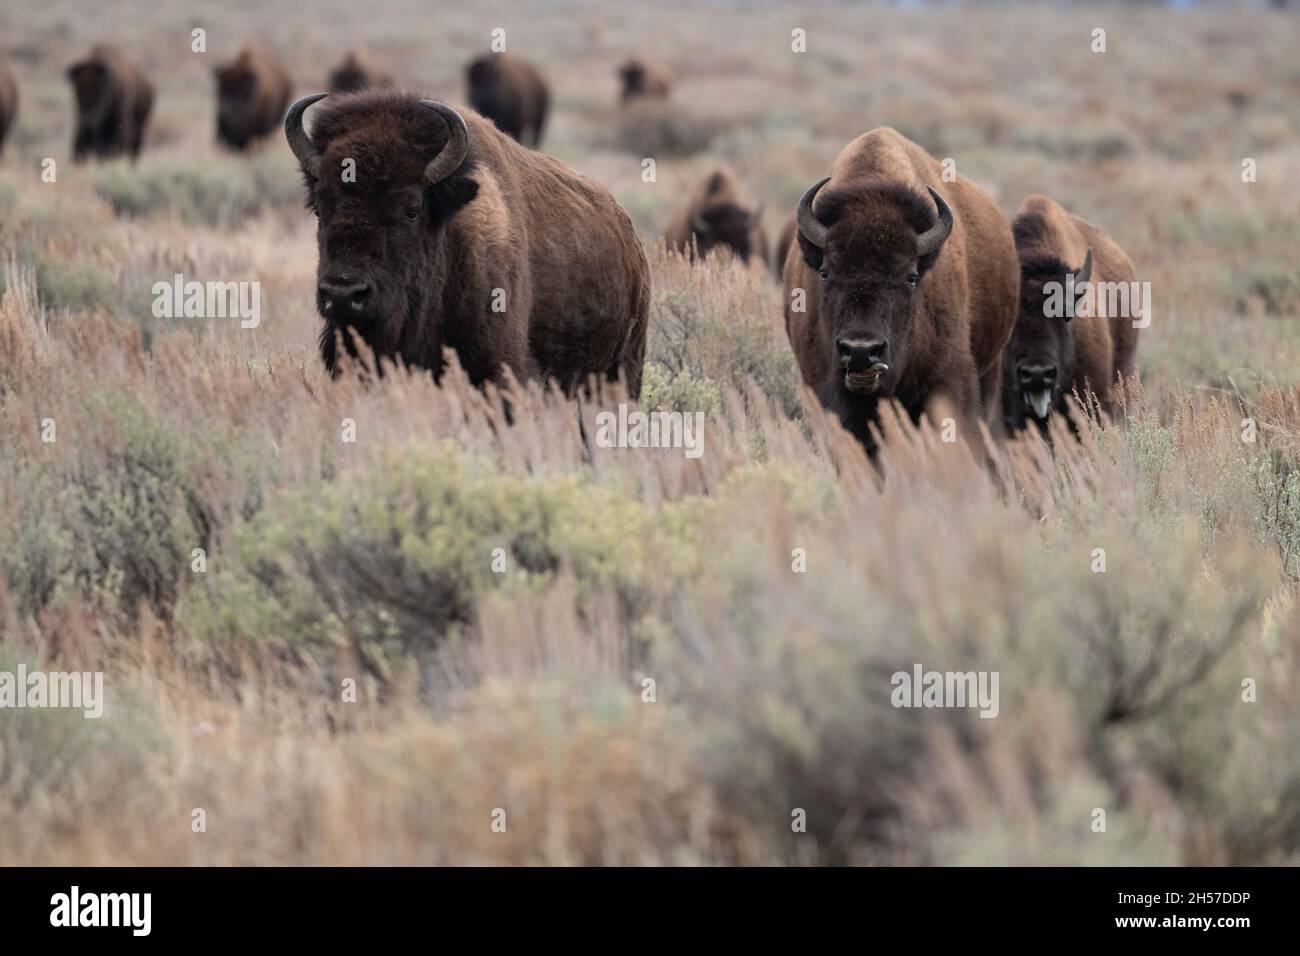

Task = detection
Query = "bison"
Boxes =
[0,57,17,158]
[284,90,649,396]
[214,41,292,151]
[783,127,1019,453]
[619,58,670,104]
[465,53,549,148]
[773,212,796,278]
[67,46,153,162]
[1001,194,1140,434]
[663,168,768,267]
[328,50,394,94]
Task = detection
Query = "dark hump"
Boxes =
[1018,253,1073,279]
[1012,210,1056,253]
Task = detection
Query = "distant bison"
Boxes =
[465,53,548,147]
[1001,194,1140,434]
[663,168,767,266]
[284,91,648,395]
[328,50,394,94]
[619,58,670,104]
[67,46,153,162]
[0,57,17,158]
[214,41,292,151]
[773,212,796,278]
[783,127,1019,452]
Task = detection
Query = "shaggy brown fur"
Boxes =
[663,168,768,267]
[290,91,648,396]
[465,53,549,147]
[1001,194,1140,434]
[67,46,153,162]
[0,57,17,158]
[215,40,292,151]
[783,127,1019,453]
[619,58,671,103]
[328,51,394,94]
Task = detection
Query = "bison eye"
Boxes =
[818,269,829,281]
[405,205,420,222]
[906,272,920,286]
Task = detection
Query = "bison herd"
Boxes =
[0,41,1142,456]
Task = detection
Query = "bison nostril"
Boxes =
[1018,363,1056,386]
[836,338,889,371]
[318,277,371,314]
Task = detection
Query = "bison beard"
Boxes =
[285,90,648,398]
[66,46,153,162]
[782,127,1020,456]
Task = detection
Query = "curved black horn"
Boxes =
[796,176,831,249]
[418,100,470,186]
[916,185,953,257]
[285,93,327,178]
[1075,247,1093,285]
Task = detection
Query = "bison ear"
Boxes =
[797,232,824,272]
[425,176,479,222]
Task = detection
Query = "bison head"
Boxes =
[330,54,371,94]
[285,92,480,375]
[796,177,952,398]
[1001,249,1092,432]
[214,61,263,147]
[691,176,762,263]
[68,60,112,126]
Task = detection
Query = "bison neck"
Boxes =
[822,379,927,455]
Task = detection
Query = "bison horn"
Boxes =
[1074,247,1093,285]
[285,93,327,178]
[419,100,470,186]
[796,177,831,249]
[915,186,954,258]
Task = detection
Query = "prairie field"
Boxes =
[1,0,1300,865]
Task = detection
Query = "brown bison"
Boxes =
[663,168,768,266]
[328,50,394,94]
[783,127,1019,453]
[619,58,671,104]
[214,41,292,151]
[0,57,17,158]
[1001,194,1140,434]
[284,90,649,396]
[67,46,153,162]
[465,53,548,147]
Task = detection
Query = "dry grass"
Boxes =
[1,2,1299,865]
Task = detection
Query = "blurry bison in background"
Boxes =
[284,91,648,395]
[784,127,1019,454]
[773,212,797,278]
[619,57,671,103]
[328,50,394,94]
[66,46,153,162]
[214,40,292,151]
[465,53,549,147]
[1001,193,1140,435]
[663,167,768,266]
[0,57,17,157]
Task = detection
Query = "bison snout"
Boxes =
[1016,361,1057,391]
[318,276,372,316]
[837,338,889,371]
